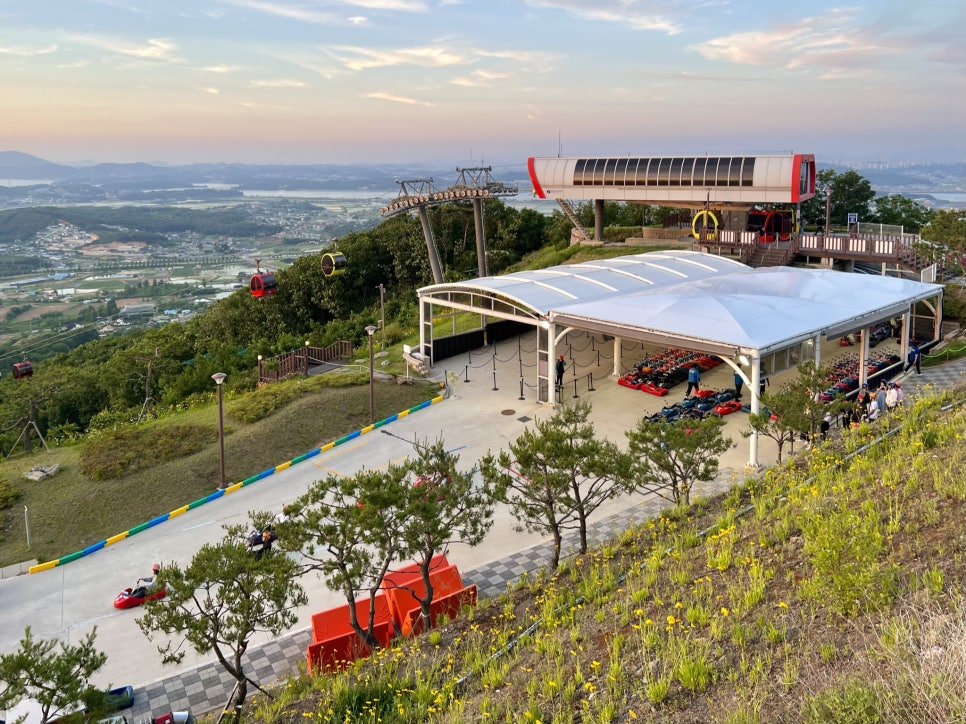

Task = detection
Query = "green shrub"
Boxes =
[0,478,24,510]
[227,372,369,423]
[802,679,883,723]
[80,423,216,481]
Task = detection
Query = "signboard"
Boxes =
[847,212,858,225]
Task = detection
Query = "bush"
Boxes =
[80,423,216,481]
[802,679,883,723]
[0,479,23,510]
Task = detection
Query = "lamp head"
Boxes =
[211,372,227,386]
[365,325,377,336]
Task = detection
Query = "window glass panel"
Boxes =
[574,158,589,186]
[592,158,605,185]
[741,157,755,187]
[644,158,660,185]
[668,158,684,186]
[603,158,619,186]
[657,158,672,186]
[692,158,708,186]
[613,158,629,186]
[680,158,695,186]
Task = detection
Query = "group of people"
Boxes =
[842,380,905,427]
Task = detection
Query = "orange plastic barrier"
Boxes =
[306,556,479,674]
[381,563,464,626]
[307,621,394,673]
[310,593,393,645]
[400,585,478,637]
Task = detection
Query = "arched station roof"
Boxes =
[419,250,943,357]
[420,251,749,319]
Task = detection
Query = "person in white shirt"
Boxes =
[866,398,880,421]
[885,383,898,410]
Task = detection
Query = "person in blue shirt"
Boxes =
[733,370,743,399]
[905,342,922,375]
[685,364,701,398]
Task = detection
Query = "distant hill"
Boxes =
[0,151,480,191]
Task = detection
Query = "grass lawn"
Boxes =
[0,378,439,567]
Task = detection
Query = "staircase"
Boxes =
[745,241,798,268]
[556,199,590,243]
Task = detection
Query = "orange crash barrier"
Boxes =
[306,556,478,675]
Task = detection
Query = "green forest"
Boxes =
[0,173,964,456]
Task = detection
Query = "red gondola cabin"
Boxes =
[250,272,278,298]
[13,360,33,379]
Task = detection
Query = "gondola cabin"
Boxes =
[321,252,347,277]
[747,210,793,242]
[250,272,278,298]
[13,360,33,379]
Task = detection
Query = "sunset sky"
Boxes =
[1,0,963,167]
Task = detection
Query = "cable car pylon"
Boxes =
[379,167,518,282]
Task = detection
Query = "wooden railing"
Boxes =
[257,340,354,384]
[706,230,942,275]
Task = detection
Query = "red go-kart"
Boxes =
[114,584,166,609]
[714,400,743,416]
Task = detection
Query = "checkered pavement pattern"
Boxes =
[127,355,966,721]
[125,471,738,721]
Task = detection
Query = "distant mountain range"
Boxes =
[1,150,962,196]
[0,150,519,192]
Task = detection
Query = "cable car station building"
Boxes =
[416,154,944,468]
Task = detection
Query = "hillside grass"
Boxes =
[249,385,966,724]
[0,375,439,566]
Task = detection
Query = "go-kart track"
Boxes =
[0,327,952,722]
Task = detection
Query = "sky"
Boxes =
[1,0,964,168]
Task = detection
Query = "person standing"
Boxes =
[555,355,566,387]
[733,370,744,399]
[905,342,922,375]
[685,364,701,398]
[820,411,832,439]
[758,374,770,399]
[876,382,888,415]
[885,383,898,411]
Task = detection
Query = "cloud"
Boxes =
[692,8,948,78]
[216,0,340,23]
[201,87,221,94]
[0,43,58,57]
[68,34,180,62]
[525,0,683,34]
[330,45,466,71]
[450,68,511,87]
[251,78,308,87]
[363,91,434,106]
[203,64,245,74]
[334,0,427,10]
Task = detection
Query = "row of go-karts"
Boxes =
[817,352,901,402]
[618,351,724,396]
[643,388,747,423]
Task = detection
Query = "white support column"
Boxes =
[859,327,869,387]
[613,336,622,377]
[541,321,553,405]
[814,334,822,367]
[748,357,761,469]
[901,310,911,367]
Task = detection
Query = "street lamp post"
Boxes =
[365,325,377,424]
[824,188,831,237]
[212,372,227,489]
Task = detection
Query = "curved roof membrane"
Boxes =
[420,250,749,316]
[419,250,943,357]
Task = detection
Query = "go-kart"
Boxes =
[714,399,743,416]
[639,380,669,396]
[114,583,166,609]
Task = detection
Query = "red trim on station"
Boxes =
[527,157,546,199]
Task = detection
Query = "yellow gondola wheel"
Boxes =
[691,210,719,241]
